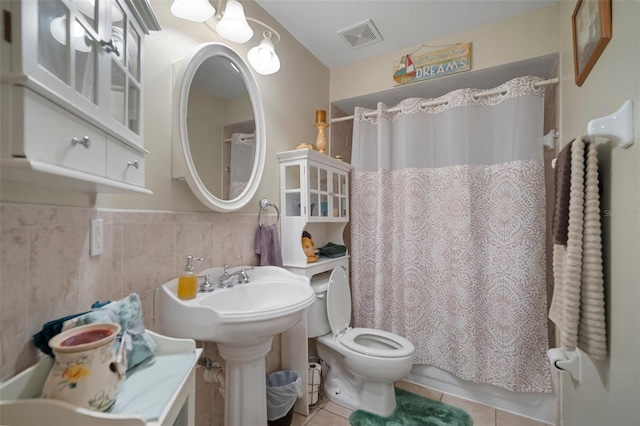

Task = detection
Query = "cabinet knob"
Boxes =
[127,160,139,169]
[71,136,91,148]
[100,39,120,57]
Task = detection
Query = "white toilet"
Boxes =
[309,267,415,417]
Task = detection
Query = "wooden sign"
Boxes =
[393,43,471,86]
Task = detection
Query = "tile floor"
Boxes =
[292,380,550,426]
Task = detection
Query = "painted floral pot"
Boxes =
[42,322,124,412]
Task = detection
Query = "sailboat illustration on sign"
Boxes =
[393,54,416,85]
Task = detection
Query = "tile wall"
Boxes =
[0,202,281,425]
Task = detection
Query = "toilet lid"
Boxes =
[326,266,350,335]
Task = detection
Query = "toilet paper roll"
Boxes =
[547,348,568,392]
[308,363,321,385]
[308,362,322,405]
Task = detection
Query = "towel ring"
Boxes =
[258,198,280,227]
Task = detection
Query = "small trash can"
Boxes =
[266,370,303,426]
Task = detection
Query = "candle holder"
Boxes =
[314,122,330,154]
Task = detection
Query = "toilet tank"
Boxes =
[308,272,332,338]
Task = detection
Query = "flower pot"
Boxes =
[42,322,124,411]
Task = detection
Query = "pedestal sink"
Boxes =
[154,266,314,426]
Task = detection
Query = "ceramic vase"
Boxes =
[42,322,124,411]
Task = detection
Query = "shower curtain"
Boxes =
[350,76,551,393]
[229,132,255,198]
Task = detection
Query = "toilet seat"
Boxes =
[341,328,414,358]
[326,267,414,359]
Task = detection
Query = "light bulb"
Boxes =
[248,36,280,75]
[216,0,253,43]
[171,0,215,22]
[257,47,272,63]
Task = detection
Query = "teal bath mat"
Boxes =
[349,387,473,426]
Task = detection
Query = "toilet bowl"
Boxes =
[309,267,415,417]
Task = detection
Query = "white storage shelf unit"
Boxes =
[0,331,201,426]
[277,149,352,417]
[276,148,353,275]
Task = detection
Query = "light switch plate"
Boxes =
[90,219,104,256]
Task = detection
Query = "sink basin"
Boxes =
[154,265,315,343]
[155,265,314,426]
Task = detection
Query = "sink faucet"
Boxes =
[199,274,215,292]
[218,264,253,288]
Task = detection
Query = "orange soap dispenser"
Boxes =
[177,255,204,300]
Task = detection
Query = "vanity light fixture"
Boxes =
[247,31,280,75]
[215,0,253,43]
[171,0,281,75]
[171,0,215,22]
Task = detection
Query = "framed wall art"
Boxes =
[572,0,612,87]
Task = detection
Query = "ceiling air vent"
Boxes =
[338,20,383,49]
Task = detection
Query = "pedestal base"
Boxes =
[218,337,274,426]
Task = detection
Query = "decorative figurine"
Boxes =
[302,230,318,263]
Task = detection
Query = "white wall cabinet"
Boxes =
[277,149,352,416]
[0,0,159,193]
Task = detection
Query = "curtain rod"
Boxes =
[331,77,559,123]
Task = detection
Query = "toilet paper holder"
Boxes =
[549,348,581,383]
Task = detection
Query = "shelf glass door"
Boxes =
[38,0,70,84]
[309,165,319,218]
[105,0,143,135]
[36,0,100,104]
[340,173,348,218]
[284,164,301,217]
[73,15,97,104]
[72,0,99,104]
[330,171,348,219]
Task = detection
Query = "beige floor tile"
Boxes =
[322,401,354,419]
[441,394,496,426]
[497,409,550,426]
[306,409,352,426]
[396,380,443,401]
[291,410,318,426]
[307,401,327,419]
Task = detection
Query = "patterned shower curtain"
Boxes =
[350,76,552,393]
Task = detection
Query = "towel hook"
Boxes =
[258,198,280,227]
[586,100,634,148]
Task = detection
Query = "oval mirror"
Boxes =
[173,43,266,212]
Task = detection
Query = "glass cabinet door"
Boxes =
[37,0,70,84]
[319,168,328,217]
[34,0,145,132]
[284,164,301,217]
[107,0,143,135]
[37,0,99,104]
[309,165,319,218]
[308,164,333,220]
[331,170,348,219]
[72,0,99,105]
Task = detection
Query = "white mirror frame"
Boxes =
[173,42,266,212]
